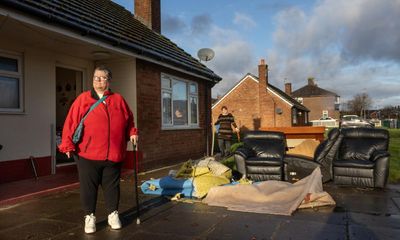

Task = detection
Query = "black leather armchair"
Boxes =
[284,128,340,183]
[234,131,286,181]
[333,128,390,188]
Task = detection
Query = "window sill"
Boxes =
[162,126,202,131]
[0,111,25,115]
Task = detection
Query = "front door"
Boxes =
[55,67,83,165]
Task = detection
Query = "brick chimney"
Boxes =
[308,77,315,86]
[258,59,274,126]
[135,0,161,33]
[285,82,292,95]
[258,59,268,94]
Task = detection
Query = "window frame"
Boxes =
[161,73,199,130]
[322,110,329,119]
[292,108,298,125]
[0,51,24,114]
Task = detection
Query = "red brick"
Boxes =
[136,60,211,171]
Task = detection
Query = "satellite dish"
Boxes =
[197,48,215,62]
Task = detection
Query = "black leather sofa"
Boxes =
[332,127,390,188]
[234,131,286,181]
[284,128,340,183]
[234,128,390,188]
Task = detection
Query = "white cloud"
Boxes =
[209,40,256,97]
[267,0,400,108]
[233,12,257,29]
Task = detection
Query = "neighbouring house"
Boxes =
[212,60,309,131]
[0,0,221,183]
[287,78,340,121]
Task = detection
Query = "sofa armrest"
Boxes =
[371,150,390,162]
[373,152,390,188]
[234,147,254,177]
[235,147,254,159]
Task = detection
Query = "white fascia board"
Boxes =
[0,8,212,82]
[212,74,258,109]
[267,87,293,107]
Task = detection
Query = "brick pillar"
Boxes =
[134,0,161,33]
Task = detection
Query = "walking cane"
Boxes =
[132,142,141,225]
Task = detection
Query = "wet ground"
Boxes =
[1,166,400,240]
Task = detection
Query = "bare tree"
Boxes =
[346,93,372,118]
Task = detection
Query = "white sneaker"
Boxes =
[108,210,122,230]
[84,213,96,234]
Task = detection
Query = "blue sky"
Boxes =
[113,0,400,109]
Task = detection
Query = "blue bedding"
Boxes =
[140,176,195,198]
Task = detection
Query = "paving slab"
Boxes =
[272,219,347,240]
[129,230,194,240]
[348,212,400,230]
[0,219,78,240]
[139,204,225,238]
[206,210,282,240]
[349,225,400,240]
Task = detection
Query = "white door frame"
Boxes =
[52,64,87,173]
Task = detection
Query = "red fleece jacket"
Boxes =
[58,90,138,162]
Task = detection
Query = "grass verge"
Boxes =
[388,129,400,183]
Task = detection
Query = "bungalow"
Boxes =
[0,0,221,183]
[212,60,309,131]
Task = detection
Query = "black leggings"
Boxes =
[74,155,122,215]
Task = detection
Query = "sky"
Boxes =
[113,0,400,109]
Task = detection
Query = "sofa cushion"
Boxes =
[338,128,389,162]
[333,159,375,168]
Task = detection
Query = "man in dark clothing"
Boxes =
[214,106,239,158]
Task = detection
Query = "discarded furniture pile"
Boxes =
[139,127,389,215]
[235,127,390,188]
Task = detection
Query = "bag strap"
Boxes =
[81,95,108,122]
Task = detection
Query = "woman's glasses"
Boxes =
[93,76,108,82]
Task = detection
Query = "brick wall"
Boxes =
[212,75,293,131]
[136,59,210,170]
[302,96,339,120]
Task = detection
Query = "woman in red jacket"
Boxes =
[59,66,138,234]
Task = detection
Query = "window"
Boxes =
[161,74,199,128]
[0,52,23,113]
[292,108,297,124]
[322,110,328,119]
[305,112,308,124]
[334,96,340,111]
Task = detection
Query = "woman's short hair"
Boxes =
[94,66,112,80]
[221,106,228,110]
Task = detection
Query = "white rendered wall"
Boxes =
[0,41,93,162]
